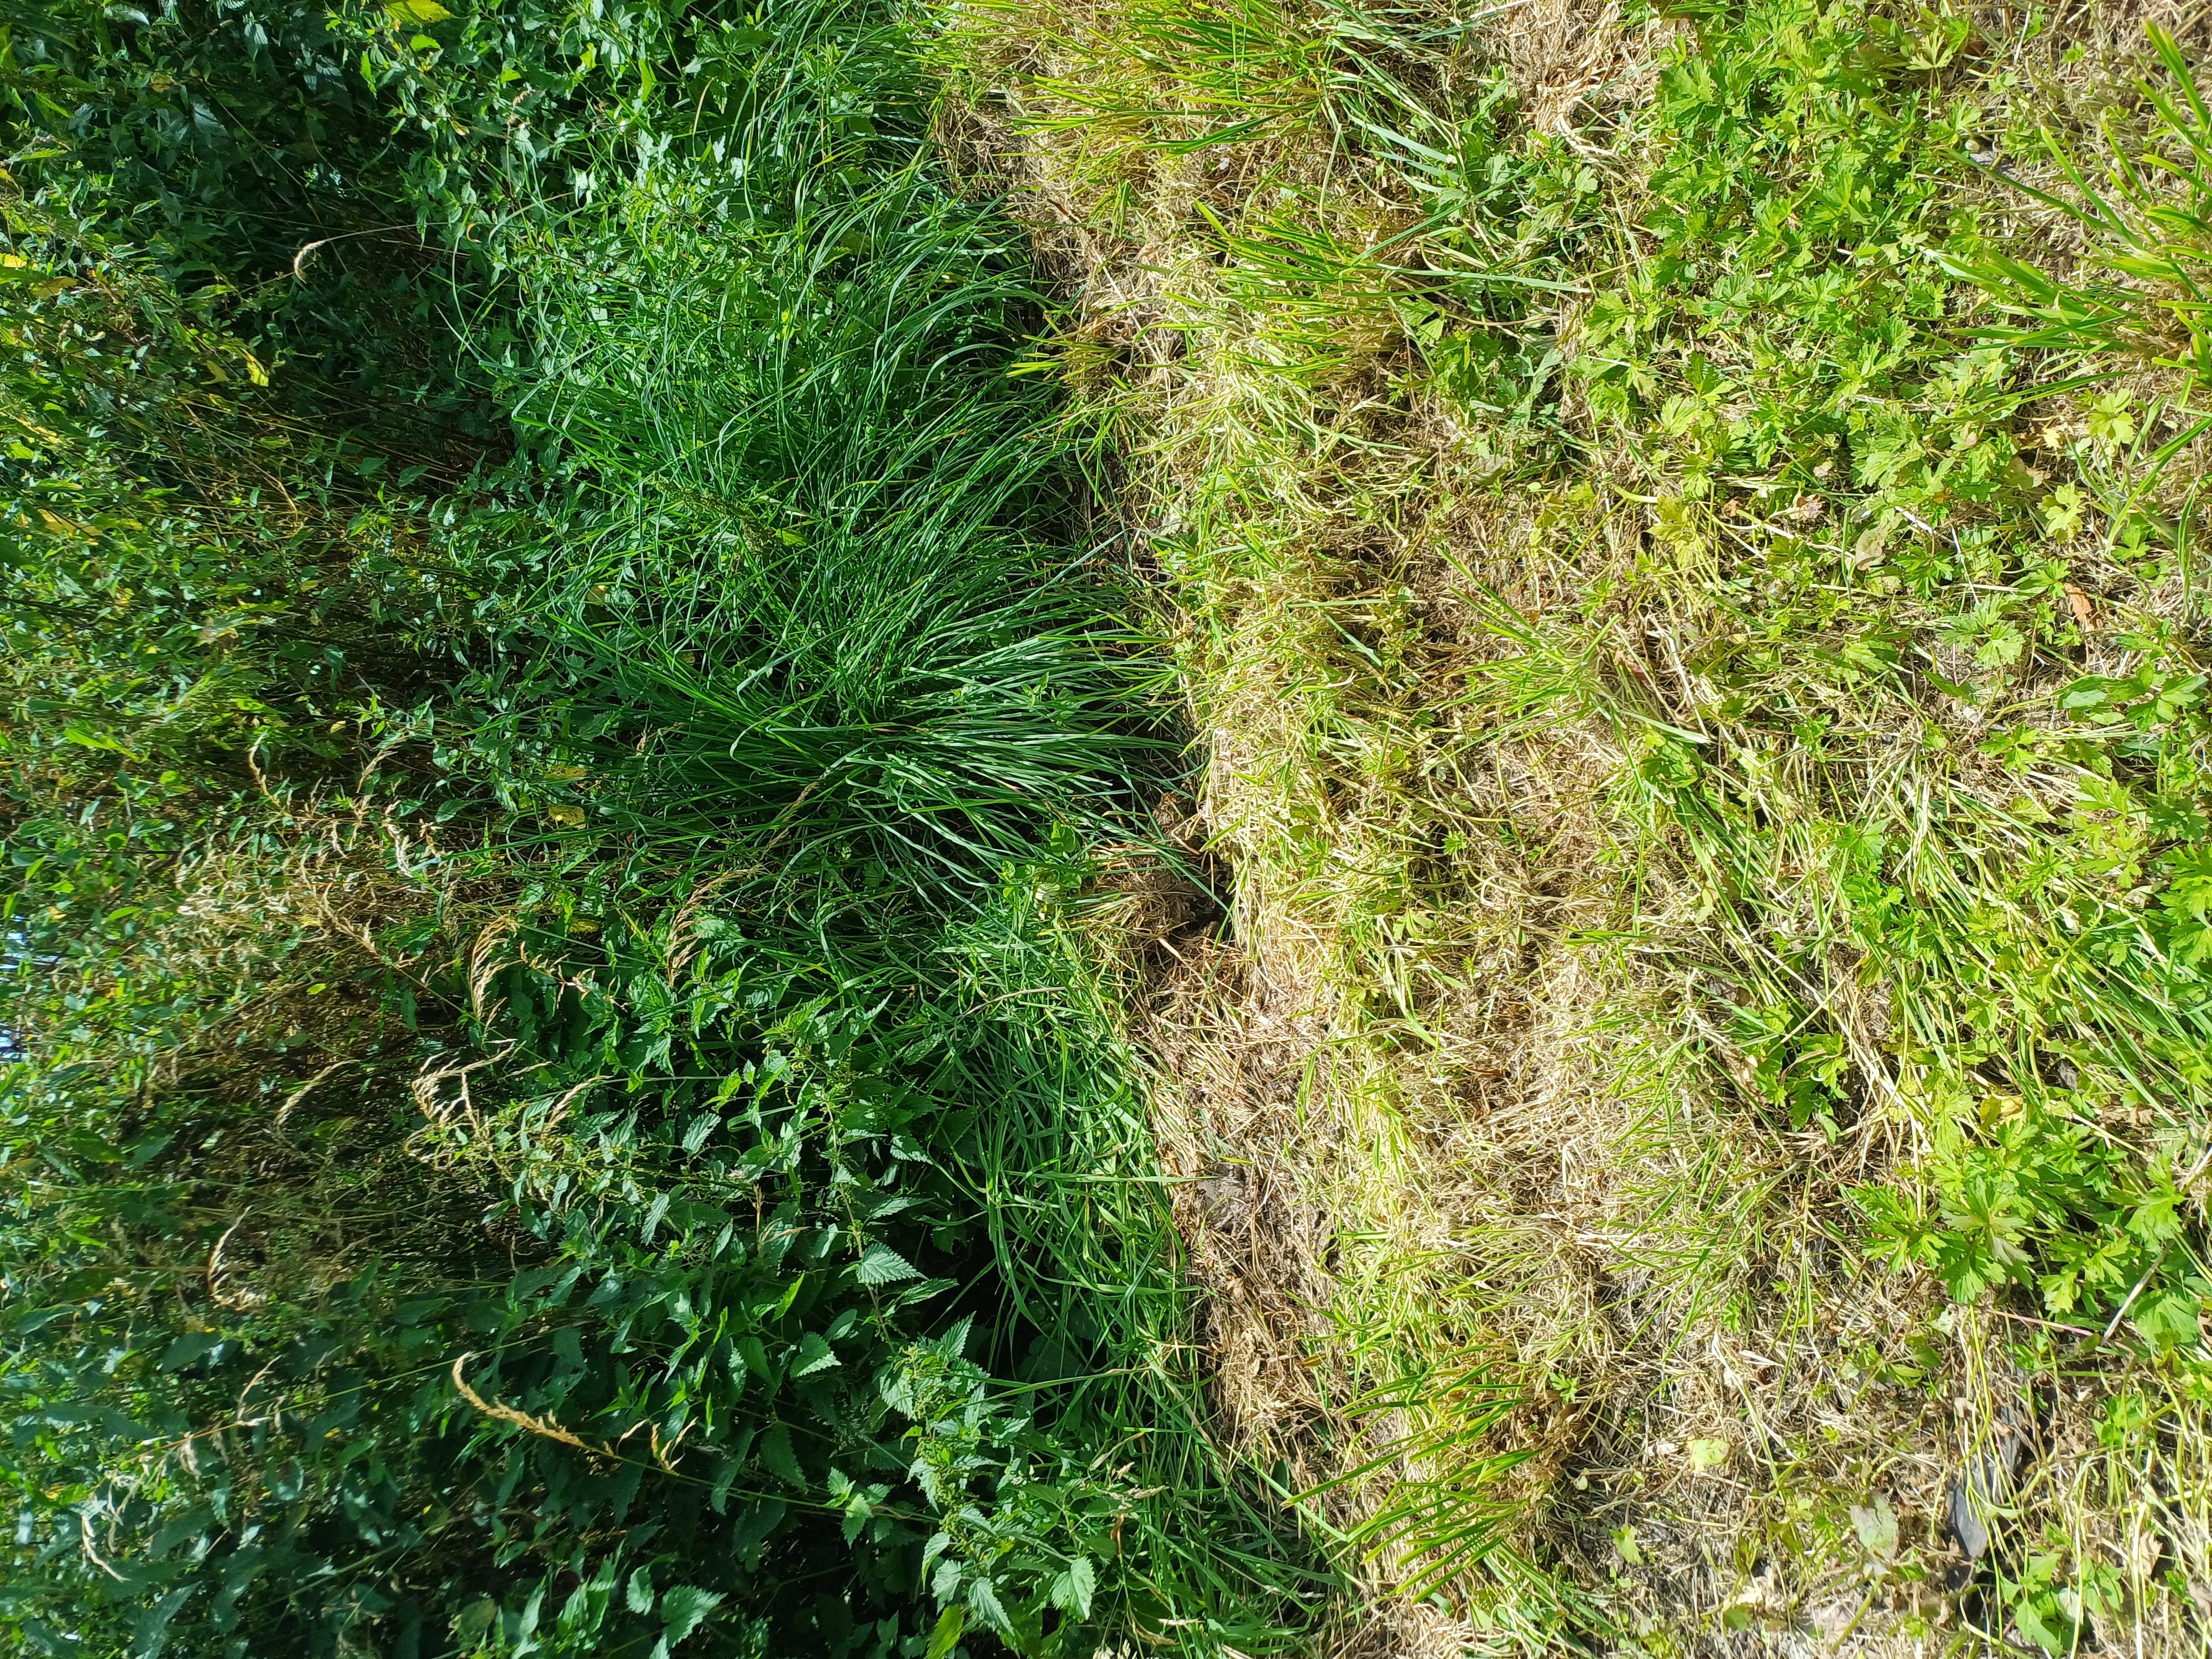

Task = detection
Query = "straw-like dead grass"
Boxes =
[940,0,2212,1650]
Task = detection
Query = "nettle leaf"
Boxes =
[1049,1554,1095,1620]
[760,1423,803,1484]
[660,1585,724,1645]
[931,1554,963,1603]
[854,1243,921,1285]
[791,1331,841,1375]
[967,1575,1013,1637]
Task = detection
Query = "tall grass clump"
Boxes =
[1,0,1331,1653]
[474,170,1161,895]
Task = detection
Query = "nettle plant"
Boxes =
[3,0,1311,1651]
[2,885,1147,1657]
[403,900,1146,1657]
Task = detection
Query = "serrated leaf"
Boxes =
[931,1554,962,1603]
[791,1331,840,1375]
[760,1423,802,1484]
[1050,1554,1095,1619]
[841,1486,872,1543]
[854,1243,922,1285]
[659,1585,723,1645]
[967,1575,1013,1637]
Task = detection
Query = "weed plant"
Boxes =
[933,0,2212,1647]
[0,0,1331,1653]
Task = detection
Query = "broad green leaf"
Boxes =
[967,1577,1013,1637]
[924,1606,967,1659]
[660,1586,724,1645]
[160,1331,222,1371]
[791,1331,840,1375]
[1049,1554,1095,1619]
[760,1423,802,1484]
[854,1243,921,1285]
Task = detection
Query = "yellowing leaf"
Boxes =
[1686,1437,1730,1472]
[385,0,453,20]
[1848,1495,1898,1559]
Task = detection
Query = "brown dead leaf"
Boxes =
[2063,581,2094,628]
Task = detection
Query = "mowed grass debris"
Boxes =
[932,0,2212,1648]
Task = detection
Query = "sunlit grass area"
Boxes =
[16,0,2212,1651]
[931,0,2212,1648]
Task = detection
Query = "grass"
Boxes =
[469,165,1165,897]
[22,0,2212,1649]
[929,0,2212,1649]
[1,0,1338,1652]
[455,127,1332,1650]
[462,140,1338,1646]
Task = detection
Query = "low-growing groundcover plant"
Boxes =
[0,0,1330,1653]
[929,0,2212,1648]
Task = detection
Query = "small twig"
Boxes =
[290,223,419,280]
[2103,1260,2164,1344]
[1993,1307,2102,1341]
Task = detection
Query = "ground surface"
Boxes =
[934,1,2212,1650]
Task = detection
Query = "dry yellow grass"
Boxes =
[935,0,2212,1650]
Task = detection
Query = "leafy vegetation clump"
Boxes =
[1,1,1325,1655]
[26,0,2212,1649]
